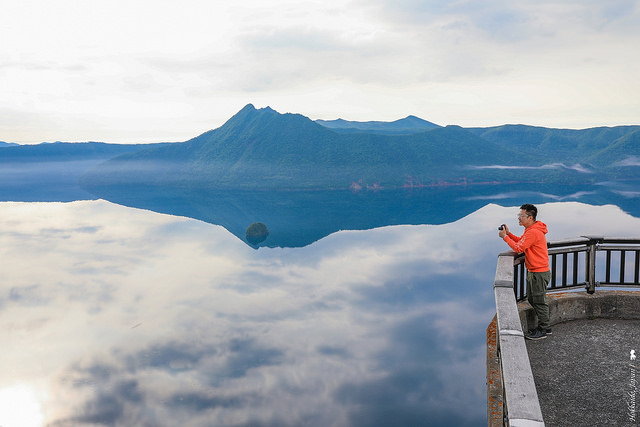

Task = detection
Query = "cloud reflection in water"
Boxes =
[1,200,639,426]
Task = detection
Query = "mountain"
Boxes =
[315,115,440,135]
[0,141,19,147]
[5,105,639,198]
[81,104,539,191]
[6,106,640,247]
[467,125,640,166]
[582,128,640,169]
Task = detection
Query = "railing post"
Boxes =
[583,236,603,294]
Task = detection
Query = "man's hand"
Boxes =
[499,224,510,239]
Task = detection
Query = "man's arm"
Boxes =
[507,229,541,253]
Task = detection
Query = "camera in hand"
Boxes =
[498,224,505,231]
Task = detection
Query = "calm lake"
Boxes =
[1,186,639,426]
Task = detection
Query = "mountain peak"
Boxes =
[315,115,440,135]
[237,104,278,114]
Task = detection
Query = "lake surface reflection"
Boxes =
[1,200,639,426]
[84,181,640,248]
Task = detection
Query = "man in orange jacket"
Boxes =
[499,204,551,340]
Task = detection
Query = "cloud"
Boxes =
[613,190,640,198]
[50,336,288,425]
[372,0,639,37]
[468,163,592,172]
[150,21,410,94]
[463,190,597,202]
[7,285,52,307]
[613,155,640,167]
[4,199,640,425]
[2,0,640,143]
[333,307,489,427]
[221,338,285,380]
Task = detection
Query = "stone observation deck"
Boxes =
[487,237,640,426]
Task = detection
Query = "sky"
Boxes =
[1,0,639,144]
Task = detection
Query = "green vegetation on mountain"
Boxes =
[469,125,639,162]
[79,105,640,191]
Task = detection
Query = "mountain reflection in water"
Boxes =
[1,200,639,426]
[84,181,640,248]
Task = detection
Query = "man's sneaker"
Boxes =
[525,328,547,340]
[528,327,552,335]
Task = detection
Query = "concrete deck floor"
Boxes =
[526,318,640,426]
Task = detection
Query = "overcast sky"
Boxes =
[2,0,639,143]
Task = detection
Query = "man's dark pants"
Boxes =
[527,271,551,329]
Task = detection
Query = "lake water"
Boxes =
[1,196,640,426]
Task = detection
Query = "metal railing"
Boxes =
[491,236,640,426]
[511,236,640,301]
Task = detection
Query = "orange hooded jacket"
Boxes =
[503,221,550,272]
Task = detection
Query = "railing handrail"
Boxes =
[509,236,640,301]
[493,252,545,426]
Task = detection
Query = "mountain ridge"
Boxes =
[81,105,526,190]
[78,104,640,191]
[3,104,638,194]
[316,115,440,135]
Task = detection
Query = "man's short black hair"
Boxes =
[520,203,538,220]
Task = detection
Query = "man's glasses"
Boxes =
[517,214,531,218]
